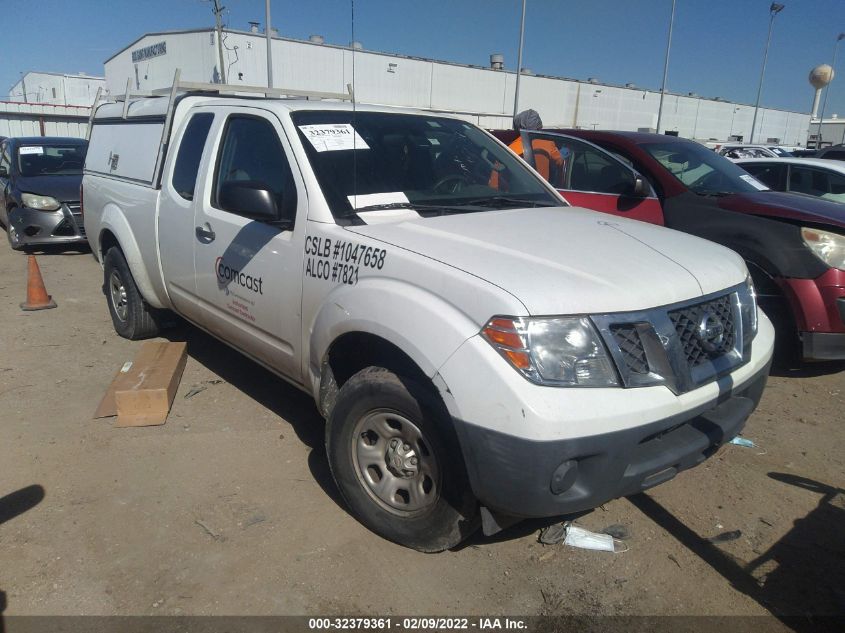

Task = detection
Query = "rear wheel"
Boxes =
[103,247,160,340]
[326,367,478,551]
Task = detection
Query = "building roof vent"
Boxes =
[309,34,325,44]
[625,82,637,88]
[350,40,364,50]
[687,92,698,97]
[587,77,599,84]
[520,67,534,75]
[249,21,260,33]
[490,53,504,70]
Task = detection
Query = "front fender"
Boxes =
[306,277,485,396]
[98,204,168,309]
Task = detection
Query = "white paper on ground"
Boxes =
[298,124,370,152]
[563,525,616,552]
[740,174,769,191]
[347,191,409,209]
[19,146,44,155]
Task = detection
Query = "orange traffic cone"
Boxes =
[20,255,57,311]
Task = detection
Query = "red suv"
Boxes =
[494,129,845,362]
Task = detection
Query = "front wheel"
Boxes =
[326,367,478,552]
[103,247,160,340]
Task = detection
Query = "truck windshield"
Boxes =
[17,144,87,177]
[291,110,562,219]
[642,141,769,196]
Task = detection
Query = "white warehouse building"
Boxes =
[104,28,811,146]
[8,71,106,107]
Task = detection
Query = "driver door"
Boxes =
[520,131,664,225]
[191,107,306,380]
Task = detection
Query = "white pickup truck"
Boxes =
[83,85,774,551]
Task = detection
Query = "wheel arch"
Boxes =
[97,205,167,309]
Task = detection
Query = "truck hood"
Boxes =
[16,174,82,203]
[346,207,747,315]
[718,190,845,230]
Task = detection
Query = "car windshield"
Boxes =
[290,111,561,219]
[769,147,793,157]
[642,141,769,195]
[17,144,87,177]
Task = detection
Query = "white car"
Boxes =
[736,157,845,204]
[82,80,774,551]
[716,144,793,160]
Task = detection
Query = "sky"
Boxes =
[1,0,844,115]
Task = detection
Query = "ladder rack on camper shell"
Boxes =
[86,69,355,189]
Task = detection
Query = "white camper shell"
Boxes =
[82,78,774,551]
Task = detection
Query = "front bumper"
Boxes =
[779,268,845,359]
[436,311,774,519]
[8,203,86,247]
[454,360,769,518]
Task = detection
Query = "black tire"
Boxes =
[103,247,160,340]
[326,367,478,552]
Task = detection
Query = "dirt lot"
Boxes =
[0,243,843,625]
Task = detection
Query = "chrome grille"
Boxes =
[610,324,649,374]
[668,294,735,367]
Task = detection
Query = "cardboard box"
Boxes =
[94,341,188,427]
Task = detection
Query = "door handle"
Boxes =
[195,223,215,242]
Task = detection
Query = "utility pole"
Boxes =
[265,0,274,88]
[750,3,785,144]
[656,0,676,134]
[512,0,527,117]
[210,0,227,84]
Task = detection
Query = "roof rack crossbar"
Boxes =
[86,86,103,140]
[148,80,353,101]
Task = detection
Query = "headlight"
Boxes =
[481,316,619,387]
[738,274,758,345]
[801,227,845,271]
[21,193,61,211]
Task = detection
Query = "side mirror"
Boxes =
[631,175,649,198]
[218,180,279,221]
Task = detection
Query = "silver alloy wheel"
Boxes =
[351,409,440,516]
[109,270,129,322]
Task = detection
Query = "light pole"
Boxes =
[815,33,845,149]
[750,3,785,144]
[265,0,274,88]
[513,0,527,117]
[656,0,677,134]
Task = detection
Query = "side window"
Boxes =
[0,142,10,173]
[569,142,635,194]
[213,115,296,221]
[789,166,824,197]
[742,163,785,190]
[172,113,213,201]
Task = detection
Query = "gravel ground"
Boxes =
[0,243,843,625]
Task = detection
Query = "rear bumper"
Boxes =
[454,360,770,518]
[8,204,86,246]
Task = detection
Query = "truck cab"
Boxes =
[83,84,774,551]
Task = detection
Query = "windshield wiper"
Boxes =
[450,196,559,208]
[350,201,491,217]
[695,190,735,197]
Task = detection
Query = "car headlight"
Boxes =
[738,274,758,345]
[21,193,61,211]
[801,227,845,271]
[481,316,619,387]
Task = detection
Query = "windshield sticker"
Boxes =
[298,124,370,152]
[740,174,769,191]
[19,146,44,155]
[347,191,409,209]
[304,236,387,286]
[427,138,440,145]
